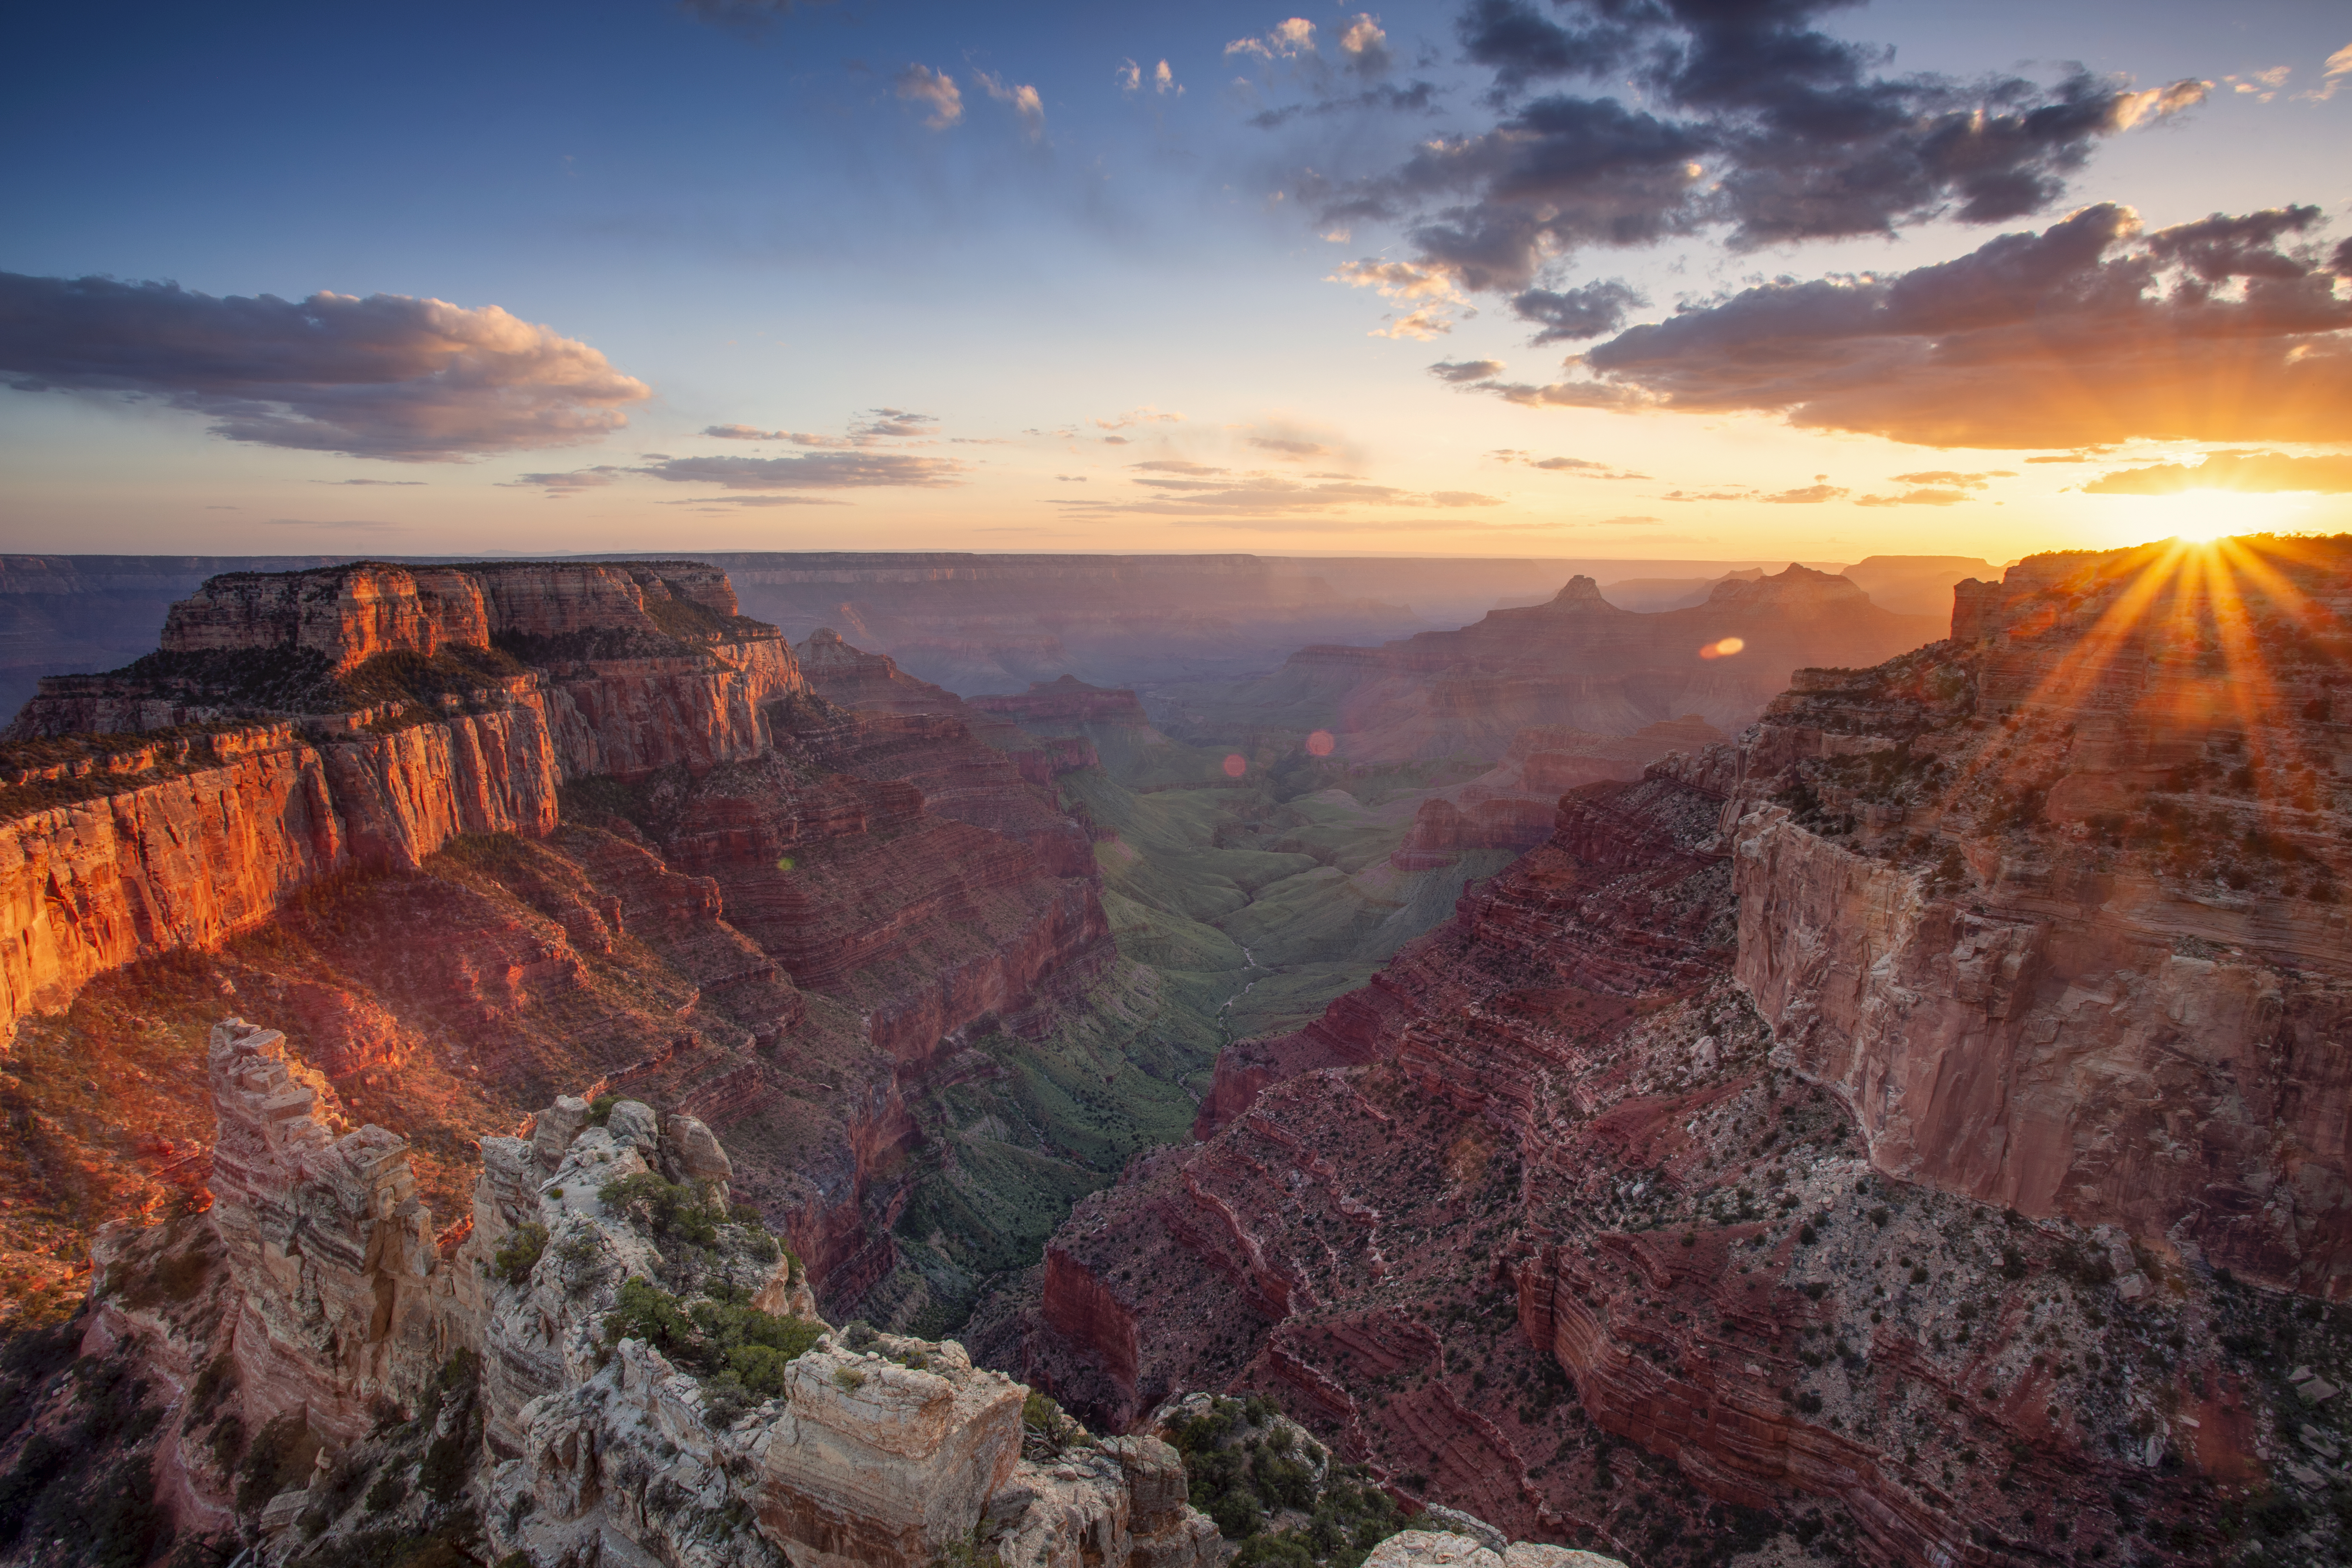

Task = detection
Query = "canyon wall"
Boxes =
[983,537,2352,1566]
[1734,538,2352,1297]
[0,561,806,1031]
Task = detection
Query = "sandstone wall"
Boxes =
[1733,804,2352,1296]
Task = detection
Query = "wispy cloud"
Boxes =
[894,64,963,129]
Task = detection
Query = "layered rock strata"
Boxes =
[983,538,2352,1565]
[1,561,806,1031]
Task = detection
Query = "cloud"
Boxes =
[850,407,937,438]
[1430,359,1506,383]
[1856,488,1971,506]
[1760,483,1847,504]
[1046,463,1500,519]
[1660,489,1750,502]
[260,517,398,529]
[0,272,650,461]
[894,64,963,129]
[507,465,631,495]
[1471,203,2352,448]
[1332,259,1462,302]
[1301,0,2206,297]
[1235,418,1354,464]
[1248,81,1439,128]
[1155,60,1178,95]
[975,71,1046,139]
[508,450,966,496]
[1227,18,1318,61]
[655,494,851,507]
[312,478,423,486]
[1092,406,1184,430]
[707,412,934,447]
[2315,42,2352,101]
[2082,450,2352,494]
[638,452,968,489]
[1511,278,1645,344]
[1891,470,2005,486]
[703,423,858,447]
[1335,14,1391,77]
[1484,447,1648,480]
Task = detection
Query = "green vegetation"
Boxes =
[870,717,1526,1337]
[491,1221,548,1286]
[604,1276,824,1412]
[1166,1395,1402,1567]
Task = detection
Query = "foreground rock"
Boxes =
[32,1016,1222,1568]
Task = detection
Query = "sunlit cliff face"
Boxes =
[1953,531,2347,815]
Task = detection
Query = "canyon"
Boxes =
[12,541,2345,1567]
[1152,567,1945,763]
[979,536,2352,1567]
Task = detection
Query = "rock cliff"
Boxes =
[0,561,1114,1340]
[982,534,2352,1565]
[42,1016,1222,1568]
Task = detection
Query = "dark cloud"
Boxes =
[1429,359,1507,383]
[638,452,968,489]
[1249,81,1440,128]
[2083,450,2352,495]
[0,273,649,461]
[1473,204,2352,448]
[1512,278,1646,343]
[2142,206,2323,281]
[1311,0,2205,312]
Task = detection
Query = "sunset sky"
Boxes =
[3,0,2348,562]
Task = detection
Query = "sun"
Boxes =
[2172,515,2231,544]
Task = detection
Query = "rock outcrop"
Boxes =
[0,561,806,1031]
[60,1014,1222,1568]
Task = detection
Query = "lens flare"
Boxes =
[1306,730,1336,756]
[1222,754,1248,777]
[1698,636,1746,660]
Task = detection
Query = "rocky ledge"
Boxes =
[43,1016,1221,1568]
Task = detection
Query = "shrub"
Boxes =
[599,1174,722,1248]
[604,1277,822,1402]
[492,1222,548,1286]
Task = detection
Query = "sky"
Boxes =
[1,0,2348,564]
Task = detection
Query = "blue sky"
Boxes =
[3,0,2348,560]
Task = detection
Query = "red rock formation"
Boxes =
[1735,537,2352,1298]
[985,538,2352,1565]
[155,559,744,671]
